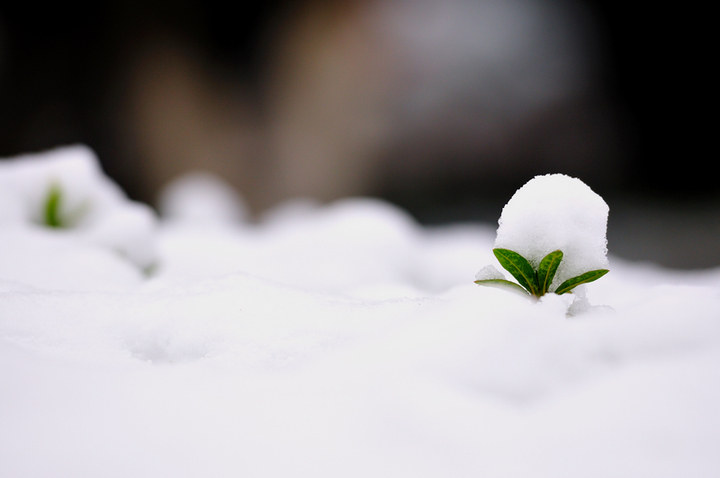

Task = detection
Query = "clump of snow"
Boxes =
[0,145,157,270]
[260,197,322,225]
[158,171,248,226]
[494,173,609,289]
[474,264,505,281]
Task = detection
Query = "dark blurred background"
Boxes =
[0,0,716,268]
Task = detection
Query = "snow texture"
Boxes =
[2,155,720,477]
[494,173,609,289]
[474,264,505,281]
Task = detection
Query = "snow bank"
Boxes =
[1,158,719,477]
[2,269,720,477]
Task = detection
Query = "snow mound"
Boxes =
[494,173,609,289]
[0,145,157,272]
[158,171,249,226]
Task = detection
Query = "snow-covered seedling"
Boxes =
[475,174,609,298]
[41,182,91,229]
[0,145,158,270]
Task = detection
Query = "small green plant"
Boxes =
[41,182,89,229]
[43,183,64,228]
[475,248,608,298]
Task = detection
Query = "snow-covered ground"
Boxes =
[2,147,719,477]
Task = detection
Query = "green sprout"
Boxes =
[43,183,64,228]
[41,182,89,229]
[475,248,608,298]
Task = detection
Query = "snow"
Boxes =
[2,151,720,477]
[474,264,505,281]
[494,173,609,289]
[158,171,249,226]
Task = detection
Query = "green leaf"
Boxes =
[537,250,563,296]
[493,248,539,296]
[554,269,609,295]
[474,279,531,296]
[44,183,63,228]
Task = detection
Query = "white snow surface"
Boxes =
[494,173,609,289]
[2,164,720,477]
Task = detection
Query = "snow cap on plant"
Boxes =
[476,173,609,297]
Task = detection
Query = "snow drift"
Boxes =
[1,147,719,477]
